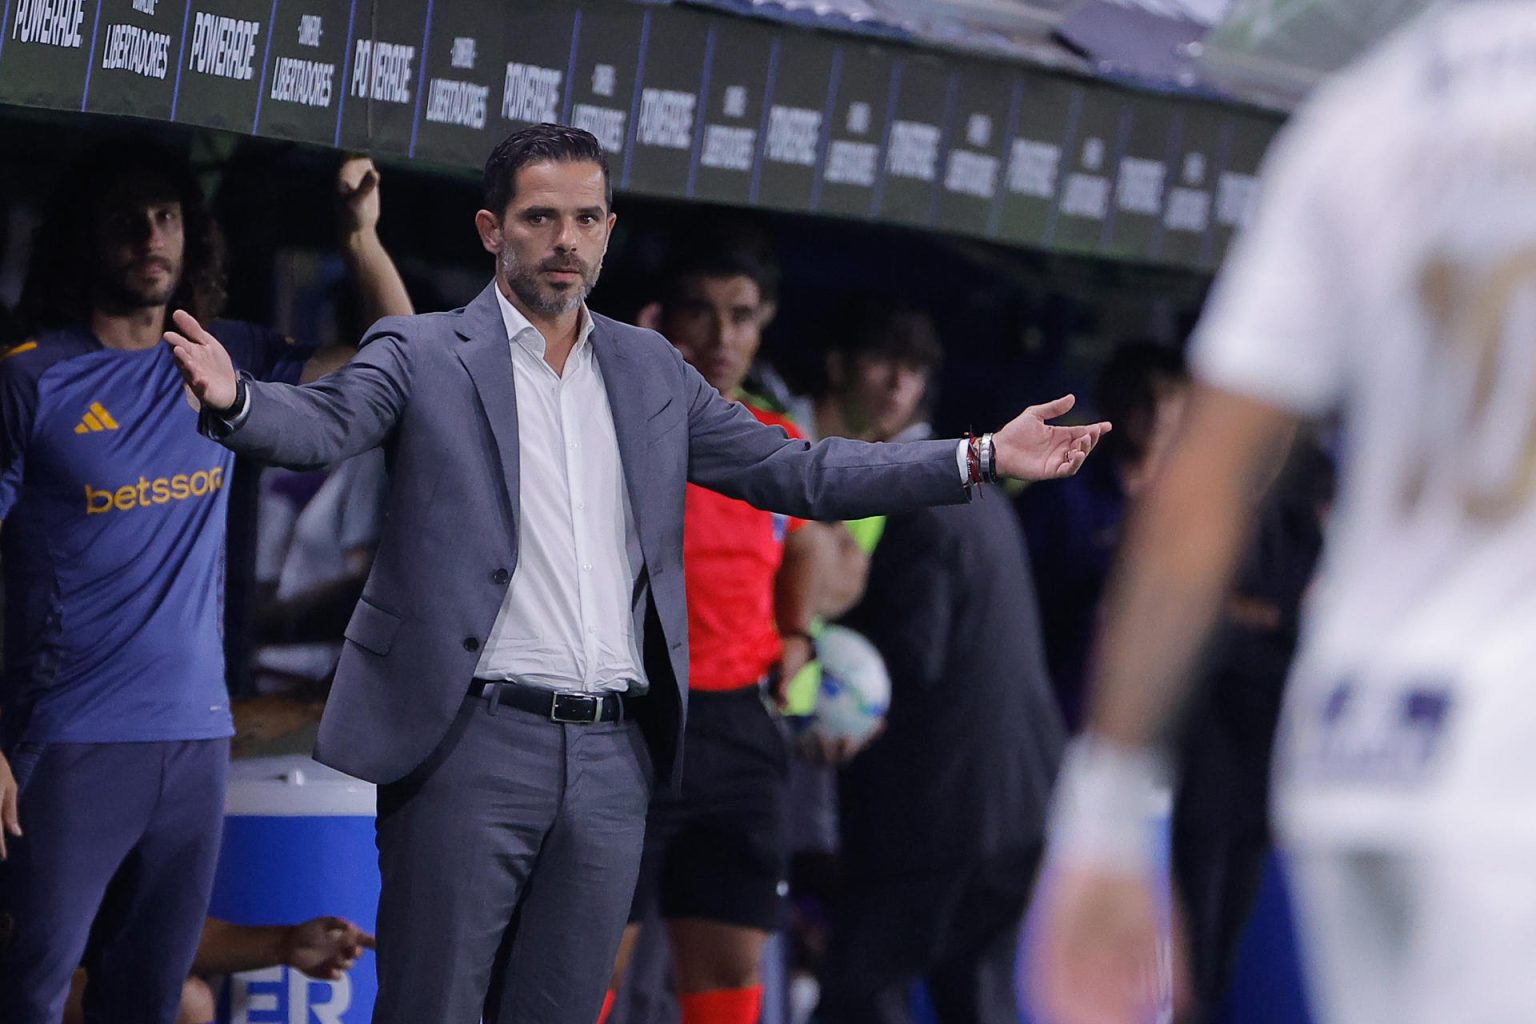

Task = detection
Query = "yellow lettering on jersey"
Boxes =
[83,466,225,514]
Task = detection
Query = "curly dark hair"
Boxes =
[482,123,611,217]
[19,137,228,331]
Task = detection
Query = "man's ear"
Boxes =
[598,211,619,260]
[636,301,663,332]
[757,300,779,331]
[474,209,501,255]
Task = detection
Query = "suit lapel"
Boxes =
[454,283,521,523]
[590,317,649,540]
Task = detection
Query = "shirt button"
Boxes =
[491,568,511,585]
[581,562,593,572]
[575,500,586,510]
[569,441,580,450]
[463,636,480,652]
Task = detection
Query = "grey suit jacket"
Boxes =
[219,283,966,785]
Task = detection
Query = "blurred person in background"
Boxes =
[1169,436,1332,1021]
[1016,342,1188,727]
[1016,333,1332,1020]
[0,139,408,1024]
[1029,6,1536,1023]
[252,448,389,697]
[604,223,836,1024]
[815,303,1066,1024]
[1065,343,1333,1017]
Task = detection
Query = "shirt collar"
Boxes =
[493,282,594,359]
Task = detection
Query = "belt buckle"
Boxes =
[550,691,601,724]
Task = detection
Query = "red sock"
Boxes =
[596,989,616,1024]
[678,985,763,1024]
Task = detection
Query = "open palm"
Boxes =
[163,309,239,410]
[994,394,1110,482]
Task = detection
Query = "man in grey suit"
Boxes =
[163,124,1108,1024]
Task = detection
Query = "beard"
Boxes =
[499,244,600,317]
[95,256,180,313]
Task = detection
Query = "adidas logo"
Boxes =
[74,402,120,434]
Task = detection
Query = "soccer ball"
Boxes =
[809,625,891,743]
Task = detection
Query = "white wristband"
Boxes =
[1045,735,1170,875]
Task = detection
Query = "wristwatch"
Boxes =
[199,374,251,439]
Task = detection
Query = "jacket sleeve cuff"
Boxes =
[198,374,252,440]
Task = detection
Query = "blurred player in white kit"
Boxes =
[1028,4,1536,1023]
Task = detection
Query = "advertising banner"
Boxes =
[0,0,1280,269]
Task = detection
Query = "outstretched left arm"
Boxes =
[680,348,1109,519]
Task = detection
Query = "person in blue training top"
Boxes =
[0,139,412,1024]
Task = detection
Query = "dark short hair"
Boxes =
[831,297,944,372]
[20,137,227,330]
[1095,341,1188,469]
[482,123,612,216]
[660,217,780,307]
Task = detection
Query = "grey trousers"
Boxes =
[372,692,654,1024]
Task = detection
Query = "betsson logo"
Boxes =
[85,466,225,514]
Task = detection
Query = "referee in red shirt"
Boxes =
[601,227,824,1024]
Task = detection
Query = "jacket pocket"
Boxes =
[344,599,403,656]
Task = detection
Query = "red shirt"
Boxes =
[683,402,806,691]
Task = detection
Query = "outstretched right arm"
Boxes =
[165,309,412,469]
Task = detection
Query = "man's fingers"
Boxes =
[338,155,376,192]
[1026,393,1076,422]
[341,169,379,201]
[357,930,377,950]
[1077,421,1111,446]
[1056,449,1087,478]
[170,309,216,346]
[0,786,18,861]
[168,345,199,379]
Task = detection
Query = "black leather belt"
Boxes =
[470,679,632,724]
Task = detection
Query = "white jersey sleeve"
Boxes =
[1189,97,1366,417]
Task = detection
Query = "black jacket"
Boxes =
[838,494,1065,873]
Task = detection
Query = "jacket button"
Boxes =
[491,568,511,585]
[463,636,480,652]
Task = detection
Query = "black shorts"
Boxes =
[629,685,790,930]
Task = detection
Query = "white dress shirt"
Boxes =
[473,286,646,693]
